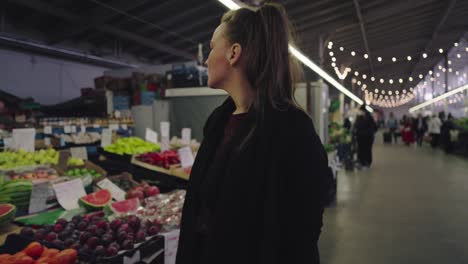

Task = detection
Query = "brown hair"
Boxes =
[221,3,302,147]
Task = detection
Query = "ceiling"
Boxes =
[2,0,468,104]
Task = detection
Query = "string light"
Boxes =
[329,51,334,56]
[436,72,440,77]
[380,78,384,84]
[362,74,367,79]
[389,79,394,84]
[448,68,452,73]
[375,89,379,93]
[377,57,382,62]
[340,47,344,51]
[454,42,459,47]
[351,51,356,56]
[422,53,428,58]
[355,71,359,76]
[407,56,412,61]
[357,81,362,85]
[409,77,413,82]
[419,74,423,79]
[442,68,446,72]
[389,91,393,95]
[456,71,459,75]
[429,70,433,75]
[364,54,368,59]
[439,48,444,53]
[392,57,397,62]
[457,54,461,58]
[331,62,336,67]
[399,78,403,83]
[332,57,337,62]
[371,77,375,82]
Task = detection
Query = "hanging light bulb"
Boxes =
[352,78,357,83]
[407,56,412,61]
[410,87,414,91]
[419,74,423,79]
[430,77,435,82]
[375,89,379,93]
[392,57,397,62]
[399,78,403,83]
[328,41,333,46]
[329,51,334,56]
[357,81,362,85]
[396,91,400,95]
[381,90,386,95]
[371,76,375,82]
[448,60,452,65]
[362,74,367,79]
[454,42,459,47]
[422,53,428,58]
[436,72,440,77]
[354,71,359,76]
[449,68,452,73]
[409,77,413,82]
[332,57,336,62]
[364,53,369,59]
[331,62,336,67]
[439,48,444,53]
[362,84,367,89]
[442,68,446,72]
[438,65,443,70]
[380,78,384,84]
[457,54,461,58]
[377,57,382,62]
[351,51,356,56]
[456,71,459,75]
[429,70,433,75]
[389,79,394,84]
[340,47,344,51]
[403,89,406,93]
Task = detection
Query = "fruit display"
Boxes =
[105,198,140,216]
[20,212,161,260]
[0,180,32,212]
[57,132,101,144]
[454,117,468,131]
[0,203,16,226]
[169,136,201,152]
[136,190,186,229]
[78,189,112,212]
[136,150,180,169]
[104,137,160,156]
[107,172,139,191]
[64,168,102,179]
[126,183,160,201]
[0,149,85,170]
[5,166,59,181]
[0,241,78,264]
[329,122,351,144]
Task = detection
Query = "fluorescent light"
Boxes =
[289,45,363,105]
[409,83,468,113]
[218,0,240,9]
[217,0,368,108]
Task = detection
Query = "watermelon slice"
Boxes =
[105,198,140,215]
[0,203,16,226]
[79,189,112,211]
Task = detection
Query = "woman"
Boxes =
[402,118,415,146]
[428,114,442,148]
[176,4,329,264]
[353,105,377,168]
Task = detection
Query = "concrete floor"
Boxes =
[319,138,468,264]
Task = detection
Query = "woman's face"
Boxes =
[205,24,232,89]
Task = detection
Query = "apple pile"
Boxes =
[126,183,160,201]
[136,150,180,169]
[0,241,77,264]
[20,212,161,259]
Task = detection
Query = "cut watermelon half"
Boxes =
[79,189,112,211]
[0,203,16,226]
[105,198,140,216]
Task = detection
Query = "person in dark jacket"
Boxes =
[353,105,377,168]
[441,113,455,153]
[413,113,427,147]
[176,4,329,264]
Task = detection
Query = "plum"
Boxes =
[136,231,146,242]
[53,223,64,233]
[148,226,159,236]
[144,186,160,197]
[110,219,123,231]
[101,234,113,246]
[45,232,58,242]
[87,236,100,249]
[106,246,119,257]
[96,220,109,230]
[77,220,89,231]
[80,232,92,244]
[56,218,68,227]
[20,227,34,237]
[86,224,98,234]
[95,245,106,256]
[64,238,75,247]
[52,239,65,248]
[121,239,134,250]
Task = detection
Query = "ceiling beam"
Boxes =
[352,0,375,75]
[48,0,150,45]
[407,0,457,89]
[7,0,196,60]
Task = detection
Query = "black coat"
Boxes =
[176,98,329,264]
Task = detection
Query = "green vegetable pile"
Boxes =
[104,137,160,155]
[65,168,102,179]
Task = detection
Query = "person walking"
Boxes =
[413,113,427,146]
[441,113,455,153]
[386,112,398,143]
[354,105,377,168]
[176,4,329,264]
[428,114,442,148]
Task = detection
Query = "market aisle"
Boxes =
[319,137,468,264]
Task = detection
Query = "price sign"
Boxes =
[145,128,158,144]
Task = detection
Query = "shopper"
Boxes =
[402,118,415,146]
[176,4,329,264]
[413,113,427,146]
[386,112,398,143]
[353,105,377,168]
[428,114,442,148]
[344,116,352,131]
[441,113,455,153]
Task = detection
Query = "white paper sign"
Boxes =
[44,126,53,134]
[101,129,112,147]
[121,124,128,130]
[64,126,72,133]
[160,121,170,138]
[53,179,87,210]
[145,128,159,144]
[181,128,191,146]
[44,137,51,146]
[71,126,77,133]
[12,128,35,152]
[178,146,194,168]
[93,124,100,128]
[70,147,88,160]
[80,125,86,134]
[162,230,180,264]
[109,124,119,131]
[115,110,121,118]
[29,181,49,214]
[97,178,126,201]
[161,137,170,152]
[59,121,65,126]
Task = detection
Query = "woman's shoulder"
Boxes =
[272,105,317,135]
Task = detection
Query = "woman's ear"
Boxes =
[226,43,242,66]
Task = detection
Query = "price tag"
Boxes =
[70,147,88,160]
[109,124,119,131]
[160,121,170,138]
[59,121,64,126]
[161,137,170,152]
[178,146,194,168]
[115,110,121,118]
[53,179,86,210]
[71,126,77,133]
[101,129,112,147]
[44,137,51,146]
[93,124,100,128]
[29,181,49,214]
[64,126,72,133]
[181,128,191,146]
[121,124,128,130]
[12,128,35,152]
[161,230,180,264]
[44,126,53,134]
[97,178,126,201]
[145,128,158,144]
[80,125,86,134]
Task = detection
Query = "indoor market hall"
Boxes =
[1,0,468,264]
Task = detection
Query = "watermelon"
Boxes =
[0,203,16,226]
[105,198,140,215]
[79,189,112,211]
